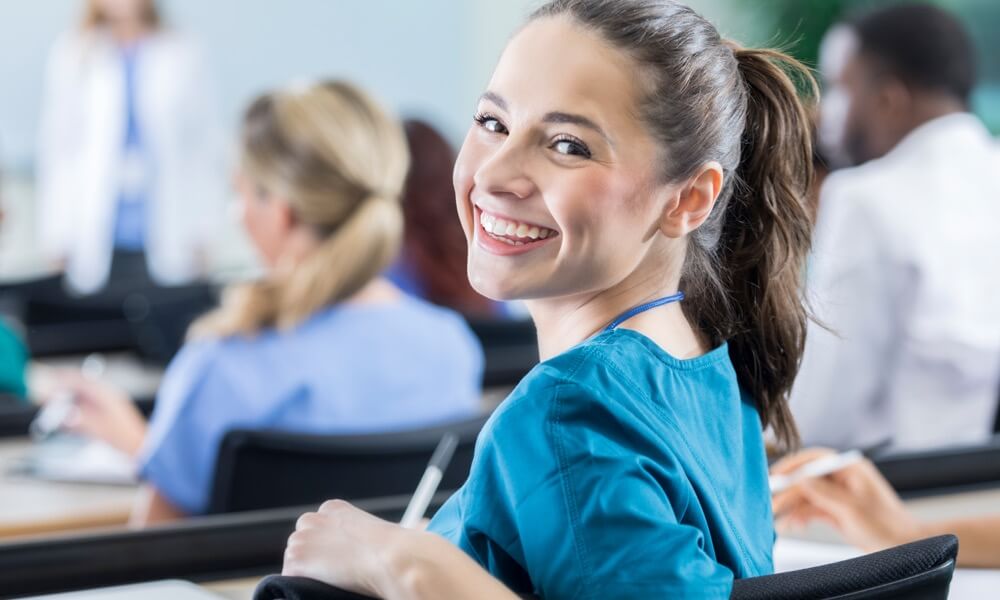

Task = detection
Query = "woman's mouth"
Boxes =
[474,207,558,256]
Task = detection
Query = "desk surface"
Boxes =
[0,438,137,539]
[203,577,261,600]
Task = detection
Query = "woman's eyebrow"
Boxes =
[479,91,508,111]
[478,90,613,147]
[542,112,612,146]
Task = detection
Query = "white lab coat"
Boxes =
[37,30,224,294]
[791,113,1000,451]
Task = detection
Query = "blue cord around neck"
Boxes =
[604,292,685,332]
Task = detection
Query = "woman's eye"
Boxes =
[474,113,508,134]
[552,138,592,158]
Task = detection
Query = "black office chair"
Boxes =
[0,493,439,599]
[466,317,539,387]
[993,366,1000,434]
[206,414,488,514]
[730,534,957,599]
[873,436,1000,496]
[253,535,958,600]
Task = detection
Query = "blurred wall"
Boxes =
[0,0,750,174]
[0,0,548,173]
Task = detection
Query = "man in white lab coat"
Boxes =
[791,4,1000,450]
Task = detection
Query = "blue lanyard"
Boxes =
[604,292,685,332]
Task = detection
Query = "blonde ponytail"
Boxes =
[192,81,409,338]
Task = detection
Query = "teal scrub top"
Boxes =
[0,320,27,399]
[427,328,774,599]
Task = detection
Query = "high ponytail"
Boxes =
[191,81,409,338]
[534,0,816,449]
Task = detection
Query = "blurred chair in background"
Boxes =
[36,0,224,297]
[206,414,487,514]
[387,119,502,318]
[790,3,1000,451]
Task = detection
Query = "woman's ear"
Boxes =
[659,162,724,238]
[269,194,298,235]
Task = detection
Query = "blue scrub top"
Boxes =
[427,328,773,599]
[138,296,484,514]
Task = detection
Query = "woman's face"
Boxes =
[94,0,149,24]
[454,16,678,302]
[235,172,291,269]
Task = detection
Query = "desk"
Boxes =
[0,438,137,539]
[781,485,1000,600]
[204,577,262,600]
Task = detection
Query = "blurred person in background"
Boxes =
[51,81,483,523]
[772,448,1000,568]
[0,174,28,401]
[387,119,501,318]
[790,3,1000,451]
[36,0,223,296]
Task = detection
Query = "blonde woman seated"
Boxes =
[58,81,483,523]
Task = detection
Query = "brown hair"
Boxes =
[192,81,409,338]
[533,0,816,449]
[81,0,161,31]
[400,120,495,317]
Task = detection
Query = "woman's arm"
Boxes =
[772,448,1000,568]
[918,516,1000,569]
[129,485,187,527]
[282,500,518,600]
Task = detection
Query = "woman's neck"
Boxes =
[344,277,403,306]
[108,21,151,46]
[526,272,707,362]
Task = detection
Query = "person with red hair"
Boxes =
[388,120,501,318]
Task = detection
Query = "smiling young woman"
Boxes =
[280,1,817,598]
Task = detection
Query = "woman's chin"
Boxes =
[468,269,527,303]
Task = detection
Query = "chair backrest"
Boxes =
[252,536,957,600]
[466,317,538,387]
[873,437,1000,496]
[0,493,440,598]
[206,415,488,514]
[731,535,958,600]
[993,366,1000,434]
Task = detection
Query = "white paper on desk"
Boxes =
[17,579,224,599]
[13,436,137,485]
[775,536,1000,600]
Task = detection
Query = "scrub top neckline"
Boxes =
[595,327,730,371]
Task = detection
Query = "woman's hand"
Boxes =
[55,372,147,457]
[283,500,411,597]
[283,500,520,600]
[771,448,925,552]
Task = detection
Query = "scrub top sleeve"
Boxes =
[508,380,734,600]
[137,341,234,514]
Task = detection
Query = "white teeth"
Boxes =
[479,210,556,242]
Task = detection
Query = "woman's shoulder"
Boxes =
[493,330,734,429]
[490,334,634,425]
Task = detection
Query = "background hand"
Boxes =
[53,371,147,457]
[771,448,925,552]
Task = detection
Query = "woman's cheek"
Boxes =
[453,136,482,242]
